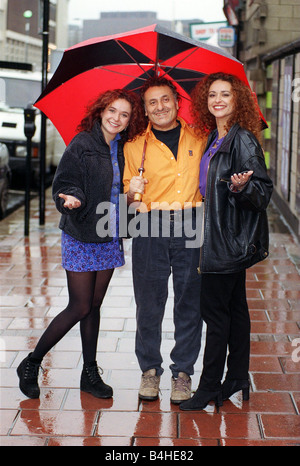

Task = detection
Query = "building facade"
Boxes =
[0,0,69,71]
[81,11,171,42]
[224,0,300,240]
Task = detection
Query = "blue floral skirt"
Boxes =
[61,231,125,272]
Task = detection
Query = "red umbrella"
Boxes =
[35,23,266,145]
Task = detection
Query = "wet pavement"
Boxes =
[0,189,299,447]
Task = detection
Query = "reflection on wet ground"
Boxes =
[0,189,299,446]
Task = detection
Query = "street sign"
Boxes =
[190,21,227,41]
[218,27,236,48]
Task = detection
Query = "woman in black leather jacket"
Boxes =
[180,72,273,411]
[17,89,145,400]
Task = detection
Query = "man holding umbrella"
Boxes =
[32,22,264,404]
[124,77,205,404]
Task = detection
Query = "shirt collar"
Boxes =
[146,116,189,140]
[205,123,240,154]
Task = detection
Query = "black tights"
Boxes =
[31,269,114,363]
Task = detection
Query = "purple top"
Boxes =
[199,135,225,197]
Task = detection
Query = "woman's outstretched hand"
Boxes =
[59,193,81,210]
[230,171,253,192]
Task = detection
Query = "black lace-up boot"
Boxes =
[17,353,42,399]
[80,361,113,399]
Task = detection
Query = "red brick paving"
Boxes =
[0,190,299,447]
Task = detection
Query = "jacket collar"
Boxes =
[91,120,122,148]
[205,123,240,153]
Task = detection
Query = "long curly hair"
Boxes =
[191,72,262,141]
[77,89,147,141]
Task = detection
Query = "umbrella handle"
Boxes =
[133,140,147,202]
[133,169,144,202]
[133,192,142,202]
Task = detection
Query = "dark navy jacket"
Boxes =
[52,121,125,243]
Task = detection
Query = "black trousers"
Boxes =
[132,210,203,378]
[199,270,250,391]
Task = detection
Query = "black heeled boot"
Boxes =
[17,353,42,399]
[221,378,250,401]
[80,361,113,399]
[179,388,223,411]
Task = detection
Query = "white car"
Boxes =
[0,70,65,186]
[0,141,11,219]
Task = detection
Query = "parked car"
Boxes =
[0,142,11,219]
[0,69,65,186]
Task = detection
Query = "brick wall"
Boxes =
[238,0,300,239]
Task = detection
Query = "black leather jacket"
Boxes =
[200,123,273,274]
[52,121,125,243]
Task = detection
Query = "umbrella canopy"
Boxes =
[35,23,266,145]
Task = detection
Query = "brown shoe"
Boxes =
[171,372,191,404]
[139,369,160,401]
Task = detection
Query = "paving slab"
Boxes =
[0,191,299,447]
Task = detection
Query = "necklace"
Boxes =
[209,134,225,157]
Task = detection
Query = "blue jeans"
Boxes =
[132,210,203,377]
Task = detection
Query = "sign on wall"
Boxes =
[190,22,227,42]
[218,26,236,47]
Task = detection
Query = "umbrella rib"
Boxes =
[155,36,160,76]
[175,77,203,83]
[97,66,151,81]
[115,40,153,77]
[180,94,192,102]
[160,47,199,80]
[97,66,203,83]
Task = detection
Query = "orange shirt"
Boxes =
[123,117,205,212]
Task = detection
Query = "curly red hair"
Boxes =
[77,89,146,141]
[191,73,262,141]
